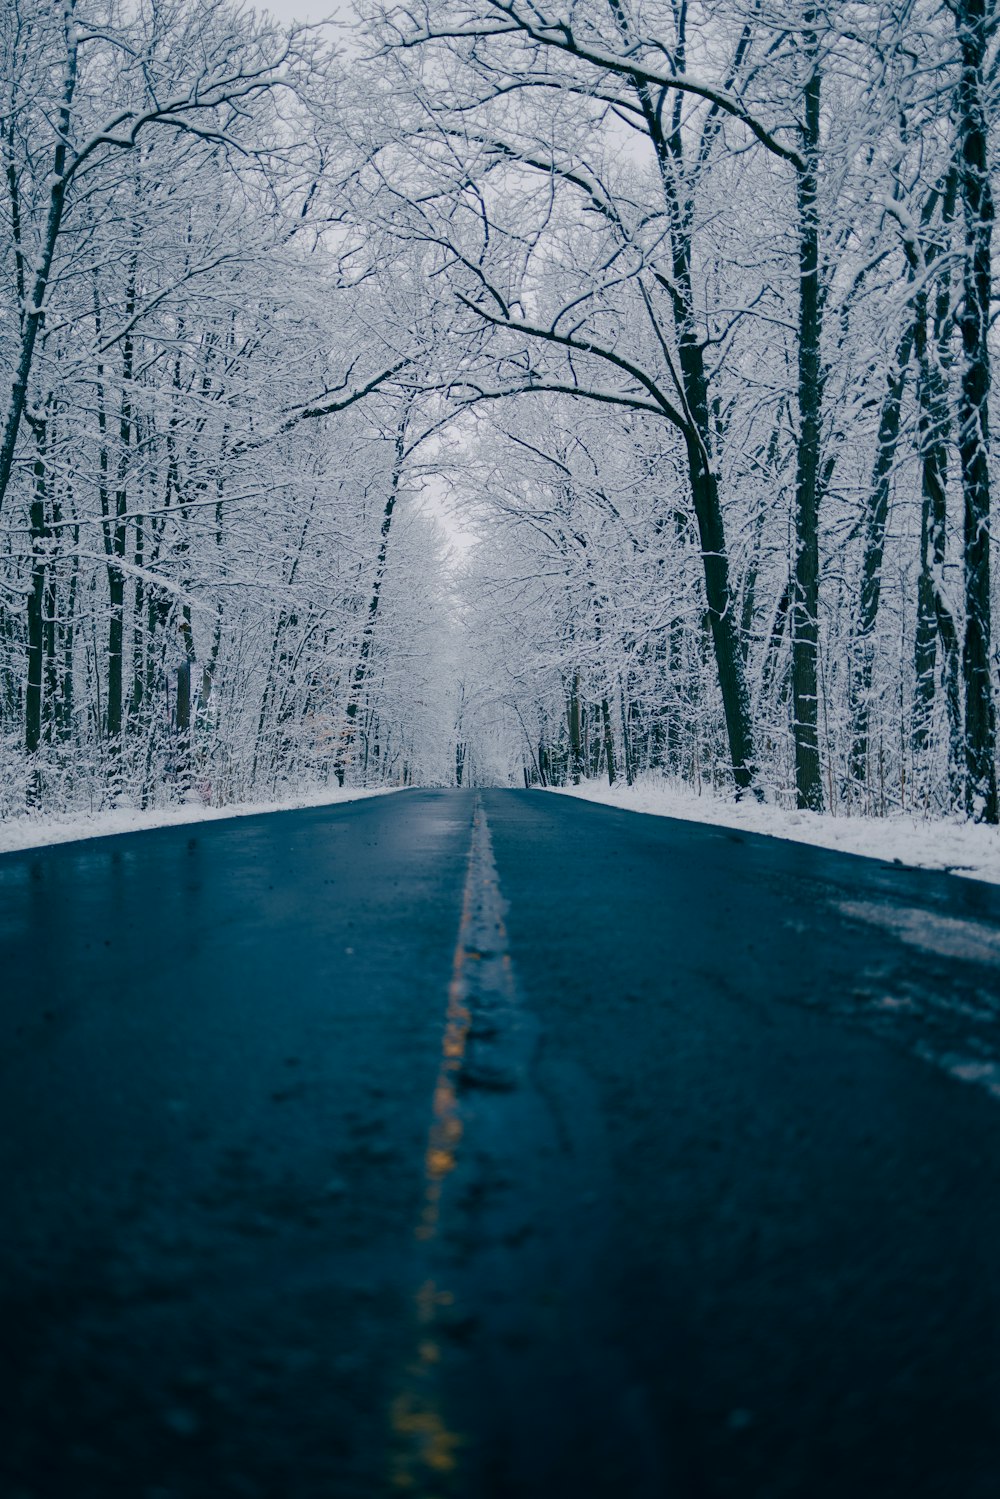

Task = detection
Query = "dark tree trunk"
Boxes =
[334,417,407,787]
[687,437,757,794]
[107,571,125,749]
[0,5,76,520]
[954,0,998,821]
[105,266,135,769]
[44,490,59,728]
[601,695,616,784]
[849,327,915,794]
[131,508,146,721]
[25,431,48,792]
[175,615,196,796]
[60,535,80,744]
[567,672,583,784]
[629,57,757,795]
[912,260,963,800]
[620,680,635,787]
[791,22,824,811]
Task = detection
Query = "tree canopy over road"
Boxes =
[2,0,999,820]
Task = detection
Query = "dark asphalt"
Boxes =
[2,788,1000,1498]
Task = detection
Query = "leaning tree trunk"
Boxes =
[334,415,407,787]
[686,435,757,792]
[954,0,998,822]
[632,71,758,796]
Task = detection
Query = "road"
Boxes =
[2,788,1000,1499]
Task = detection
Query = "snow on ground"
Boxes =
[551,777,1000,886]
[0,786,401,856]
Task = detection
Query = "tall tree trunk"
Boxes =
[954,0,998,821]
[912,264,963,800]
[334,416,407,786]
[25,426,48,804]
[567,671,583,784]
[131,508,145,720]
[175,614,195,796]
[791,18,824,811]
[251,503,315,785]
[600,695,616,785]
[44,482,60,727]
[60,535,80,745]
[626,41,757,794]
[105,263,135,774]
[620,680,635,787]
[0,0,77,520]
[849,327,915,794]
[106,571,125,753]
[687,439,757,793]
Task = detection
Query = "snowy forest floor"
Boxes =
[0,786,399,855]
[552,778,1000,886]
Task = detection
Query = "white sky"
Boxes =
[259,0,349,23]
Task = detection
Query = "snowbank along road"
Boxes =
[2,788,1000,1498]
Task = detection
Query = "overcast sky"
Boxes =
[260,0,348,24]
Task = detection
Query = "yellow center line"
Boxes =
[388,799,487,1495]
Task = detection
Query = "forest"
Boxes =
[2,0,998,822]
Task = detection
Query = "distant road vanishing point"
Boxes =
[2,789,999,1498]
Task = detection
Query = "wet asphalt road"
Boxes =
[2,787,1000,1499]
